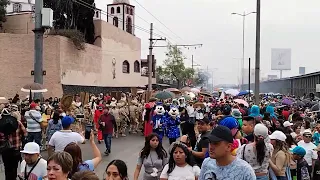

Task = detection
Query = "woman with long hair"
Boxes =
[64,130,102,178]
[105,159,128,180]
[46,111,62,142]
[269,131,291,180]
[134,133,168,180]
[160,142,200,180]
[237,124,273,180]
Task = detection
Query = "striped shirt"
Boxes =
[25,110,42,132]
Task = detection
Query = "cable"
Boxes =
[131,0,183,41]
[74,0,165,39]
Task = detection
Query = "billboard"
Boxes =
[271,48,291,70]
[299,67,305,75]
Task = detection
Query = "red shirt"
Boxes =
[282,110,290,120]
[100,113,116,134]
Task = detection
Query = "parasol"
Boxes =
[282,98,293,105]
[237,91,249,96]
[234,99,249,107]
[181,87,192,92]
[164,88,181,94]
[225,89,240,96]
[154,91,175,100]
[199,91,212,97]
[191,88,200,93]
[193,102,205,108]
[21,83,47,103]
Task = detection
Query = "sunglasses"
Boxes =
[304,135,312,138]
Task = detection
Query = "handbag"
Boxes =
[29,112,45,129]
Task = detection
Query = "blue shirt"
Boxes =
[78,160,94,171]
[313,132,320,146]
[199,157,255,180]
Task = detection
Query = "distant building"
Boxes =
[6,0,35,15]
[243,68,255,84]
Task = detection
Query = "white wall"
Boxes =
[6,0,34,14]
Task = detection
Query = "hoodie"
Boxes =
[249,105,262,118]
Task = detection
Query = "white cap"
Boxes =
[269,130,287,142]
[254,124,269,139]
[20,142,40,154]
[283,121,293,127]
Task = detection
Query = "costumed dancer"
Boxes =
[118,100,128,137]
[94,104,104,143]
[129,99,139,133]
[166,105,181,144]
[143,103,154,137]
[152,103,166,142]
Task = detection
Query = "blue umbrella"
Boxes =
[238,91,249,96]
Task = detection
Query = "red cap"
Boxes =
[30,102,37,109]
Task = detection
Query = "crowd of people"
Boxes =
[1,91,320,180]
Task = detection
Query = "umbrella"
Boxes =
[293,101,305,107]
[238,91,249,96]
[282,98,293,105]
[21,83,48,93]
[311,104,320,111]
[199,91,212,97]
[225,89,240,96]
[191,88,200,93]
[181,87,191,92]
[182,95,192,101]
[234,99,249,107]
[164,88,181,94]
[154,91,175,100]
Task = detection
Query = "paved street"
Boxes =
[0,134,171,180]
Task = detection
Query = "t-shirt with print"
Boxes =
[236,142,274,174]
[199,157,255,180]
[19,158,47,180]
[160,164,200,180]
[194,131,210,167]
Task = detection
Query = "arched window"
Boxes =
[126,7,130,14]
[126,17,132,34]
[134,60,140,72]
[130,8,133,15]
[113,17,119,27]
[111,7,115,14]
[122,60,130,73]
[95,11,99,18]
[117,7,121,13]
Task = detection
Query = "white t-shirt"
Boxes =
[297,140,318,166]
[160,164,200,180]
[19,158,47,180]
[48,130,84,152]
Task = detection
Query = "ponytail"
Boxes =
[255,135,266,165]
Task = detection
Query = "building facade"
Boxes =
[0,0,155,98]
[5,0,35,15]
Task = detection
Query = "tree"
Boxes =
[157,45,195,88]
[0,0,9,26]
[194,71,210,86]
[44,0,96,44]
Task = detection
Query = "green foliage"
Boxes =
[157,45,195,88]
[0,0,9,25]
[49,29,86,50]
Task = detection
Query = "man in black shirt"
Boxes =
[291,146,310,180]
[188,117,210,167]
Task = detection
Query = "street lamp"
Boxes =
[231,11,256,90]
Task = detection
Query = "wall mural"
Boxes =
[112,58,116,79]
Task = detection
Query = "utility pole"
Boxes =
[148,23,166,99]
[191,55,201,70]
[254,0,261,105]
[33,0,45,99]
[248,58,251,101]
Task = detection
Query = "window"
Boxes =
[13,3,22,13]
[134,61,140,72]
[113,17,119,27]
[116,7,121,13]
[32,5,35,12]
[95,11,99,18]
[111,7,114,14]
[130,8,133,15]
[122,61,130,73]
[126,17,132,34]
[126,7,130,14]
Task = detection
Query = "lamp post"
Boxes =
[231,11,256,90]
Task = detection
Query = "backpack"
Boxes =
[0,114,19,136]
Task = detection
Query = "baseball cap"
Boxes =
[283,121,293,127]
[20,142,40,154]
[254,124,269,139]
[29,102,37,109]
[269,130,287,142]
[291,146,306,156]
[208,125,233,143]
[219,117,238,130]
[62,116,75,128]
[198,117,210,124]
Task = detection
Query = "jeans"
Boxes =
[256,175,269,180]
[2,148,21,180]
[27,132,42,146]
[103,134,112,152]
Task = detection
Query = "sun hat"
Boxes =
[20,142,40,154]
[231,109,242,119]
[269,130,287,142]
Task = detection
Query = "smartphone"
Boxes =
[85,125,94,139]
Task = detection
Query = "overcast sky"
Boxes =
[95,0,320,85]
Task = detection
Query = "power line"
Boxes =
[131,0,184,41]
